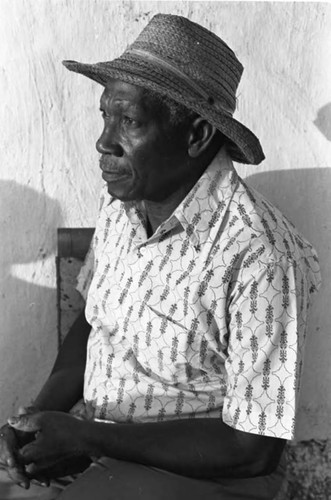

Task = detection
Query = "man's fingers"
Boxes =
[26,460,55,477]
[8,413,41,433]
[26,462,51,486]
[0,423,30,488]
[7,466,29,488]
[6,465,30,489]
[30,477,50,488]
[18,440,49,465]
[0,448,15,468]
[6,455,15,467]
[0,426,17,467]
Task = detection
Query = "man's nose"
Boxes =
[96,123,123,156]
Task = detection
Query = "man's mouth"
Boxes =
[101,171,130,183]
[99,157,131,182]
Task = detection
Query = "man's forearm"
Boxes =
[32,368,84,412]
[33,310,90,412]
[80,417,285,479]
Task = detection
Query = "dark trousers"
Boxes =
[0,453,286,500]
[56,454,286,500]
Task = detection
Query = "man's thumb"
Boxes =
[18,405,38,416]
[7,414,40,432]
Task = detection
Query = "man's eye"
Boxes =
[123,116,140,127]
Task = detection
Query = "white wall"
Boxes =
[0,0,330,441]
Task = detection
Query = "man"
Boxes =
[0,14,321,500]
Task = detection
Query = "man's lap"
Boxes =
[59,453,286,500]
[0,468,63,499]
[0,453,286,500]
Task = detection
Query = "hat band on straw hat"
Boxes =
[126,48,234,117]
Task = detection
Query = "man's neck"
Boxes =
[143,182,194,237]
[142,145,224,236]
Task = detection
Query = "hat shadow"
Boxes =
[244,167,330,439]
[313,102,331,142]
[0,180,63,419]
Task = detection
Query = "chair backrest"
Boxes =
[58,228,95,260]
[56,228,94,346]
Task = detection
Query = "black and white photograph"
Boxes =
[0,1,330,499]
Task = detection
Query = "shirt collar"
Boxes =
[172,147,239,250]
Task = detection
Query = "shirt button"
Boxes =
[138,247,146,257]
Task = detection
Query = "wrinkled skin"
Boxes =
[0,407,36,488]
[7,411,89,483]
[1,408,90,489]
[96,80,204,203]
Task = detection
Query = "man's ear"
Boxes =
[187,117,218,158]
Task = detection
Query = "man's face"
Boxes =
[96,79,192,202]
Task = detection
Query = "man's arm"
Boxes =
[6,307,285,481]
[0,310,90,488]
[83,416,285,478]
[7,309,286,481]
[32,309,90,412]
[10,410,285,480]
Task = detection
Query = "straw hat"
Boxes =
[63,14,264,165]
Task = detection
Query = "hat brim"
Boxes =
[63,57,265,165]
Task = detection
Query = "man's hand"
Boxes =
[0,406,38,489]
[0,423,30,488]
[8,410,87,477]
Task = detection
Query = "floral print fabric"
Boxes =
[77,149,321,440]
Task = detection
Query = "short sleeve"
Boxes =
[222,257,312,440]
[76,243,95,301]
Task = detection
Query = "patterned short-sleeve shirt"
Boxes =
[77,148,321,440]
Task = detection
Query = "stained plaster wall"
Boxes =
[0,1,330,444]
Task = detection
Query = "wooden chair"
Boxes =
[56,228,94,345]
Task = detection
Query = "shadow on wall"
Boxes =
[245,168,330,438]
[314,102,331,141]
[244,167,330,271]
[0,181,63,417]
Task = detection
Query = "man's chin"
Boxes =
[106,183,140,202]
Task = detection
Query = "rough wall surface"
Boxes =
[0,0,330,458]
[285,440,331,500]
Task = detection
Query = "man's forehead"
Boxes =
[100,79,145,105]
